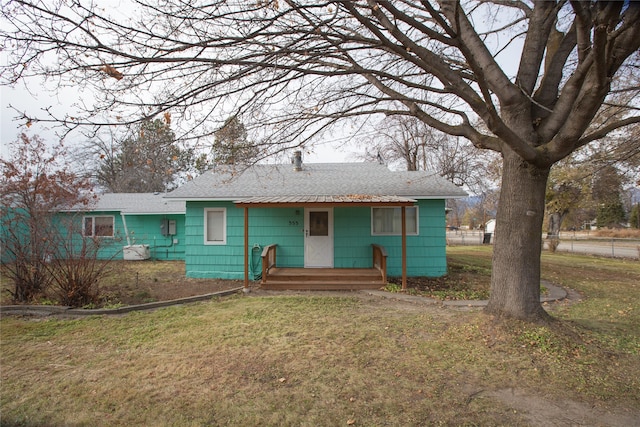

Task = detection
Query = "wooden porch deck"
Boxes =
[261,267,385,291]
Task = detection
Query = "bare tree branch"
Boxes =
[3,0,639,320]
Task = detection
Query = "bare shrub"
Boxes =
[45,230,113,307]
[1,134,95,303]
[1,260,52,303]
[0,218,55,302]
[47,259,108,307]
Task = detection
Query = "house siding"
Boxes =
[333,207,371,269]
[57,211,185,261]
[334,200,447,277]
[185,199,447,280]
[186,202,304,279]
[120,213,185,260]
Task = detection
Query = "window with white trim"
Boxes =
[83,216,115,237]
[204,208,227,245]
[371,207,418,235]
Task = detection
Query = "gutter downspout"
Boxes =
[121,213,132,246]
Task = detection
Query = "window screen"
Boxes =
[371,207,418,235]
[309,211,329,236]
[83,216,114,237]
[94,216,114,237]
[205,209,226,244]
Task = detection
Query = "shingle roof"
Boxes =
[70,193,185,214]
[166,162,467,200]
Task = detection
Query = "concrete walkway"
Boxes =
[364,280,567,308]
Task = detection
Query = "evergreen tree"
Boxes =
[213,116,258,166]
[97,119,204,192]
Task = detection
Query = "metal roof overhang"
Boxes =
[234,195,417,208]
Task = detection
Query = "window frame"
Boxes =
[371,206,419,236]
[204,207,227,245]
[83,215,115,238]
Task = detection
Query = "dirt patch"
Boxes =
[1,260,243,307]
[481,388,640,427]
[98,261,243,306]
[387,262,492,300]
[104,277,243,305]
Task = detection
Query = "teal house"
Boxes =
[165,154,467,290]
[66,193,186,261]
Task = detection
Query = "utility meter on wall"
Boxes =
[161,219,177,236]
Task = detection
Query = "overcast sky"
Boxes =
[1,84,37,156]
[0,79,84,156]
[1,79,360,164]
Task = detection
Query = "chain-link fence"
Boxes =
[446,230,640,260]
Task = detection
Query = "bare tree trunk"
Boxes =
[486,148,551,322]
[546,211,563,253]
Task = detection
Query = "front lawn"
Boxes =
[1,248,639,426]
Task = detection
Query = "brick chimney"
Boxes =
[292,150,303,171]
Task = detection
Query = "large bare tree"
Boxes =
[2,1,639,321]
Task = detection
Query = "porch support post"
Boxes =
[401,206,407,290]
[243,206,249,290]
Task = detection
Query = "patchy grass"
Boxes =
[445,246,640,355]
[2,249,640,425]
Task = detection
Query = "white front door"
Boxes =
[304,208,334,268]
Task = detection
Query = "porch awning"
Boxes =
[234,195,416,207]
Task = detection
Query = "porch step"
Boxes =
[261,267,385,291]
[267,267,381,281]
[261,281,385,291]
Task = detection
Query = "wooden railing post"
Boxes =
[261,244,277,283]
[371,244,388,284]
